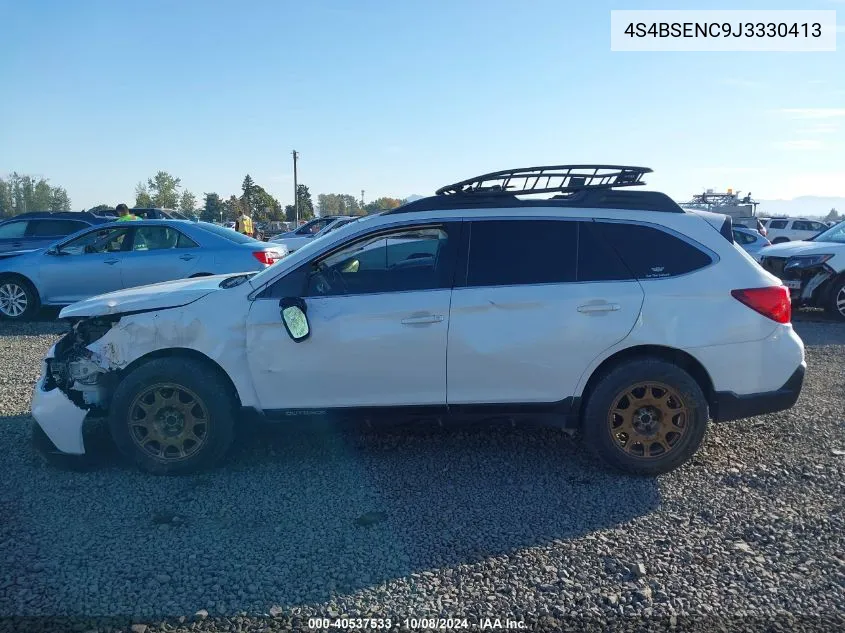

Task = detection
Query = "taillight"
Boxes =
[252,250,281,265]
[731,286,791,323]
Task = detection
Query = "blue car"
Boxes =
[0,220,287,320]
[0,211,111,259]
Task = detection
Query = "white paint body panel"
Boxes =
[447,282,643,404]
[30,347,87,454]
[246,290,451,409]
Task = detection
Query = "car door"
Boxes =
[119,225,201,289]
[446,219,644,407]
[0,220,29,255]
[37,226,131,303]
[245,222,460,410]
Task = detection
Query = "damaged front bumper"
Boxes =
[32,347,88,454]
[31,318,119,455]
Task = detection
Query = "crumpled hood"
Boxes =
[59,273,243,318]
[759,240,845,258]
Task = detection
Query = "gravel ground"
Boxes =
[0,315,843,632]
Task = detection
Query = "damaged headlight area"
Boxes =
[46,317,120,410]
[784,254,834,271]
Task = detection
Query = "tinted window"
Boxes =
[769,220,788,229]
[195,222,256,244]
[132,226,197,251]
[732,229,755,245]
[592,222,712,279]
[792,220,809,231]
[577,222,633,281]
[809,221,825,231]
[466,220,577,287]
[28,219,88,237]
[306,226,451,296]
[0,221,28,238]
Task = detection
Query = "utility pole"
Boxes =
[292,150,299,226]
[361,189,365,207]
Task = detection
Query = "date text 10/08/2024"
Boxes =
[307,617,527,630]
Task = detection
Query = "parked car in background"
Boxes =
[733,216,767,237]
[261,221,292,240]
[0,212,111,259]
[0,220,286,320]
[270,215,354,253]
[757,220,845,321]
[761,218,827,243]
[96,207,196,220]
[732,226,771,255]
[32,164,804,477]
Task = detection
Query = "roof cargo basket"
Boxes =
[435,165,652,197]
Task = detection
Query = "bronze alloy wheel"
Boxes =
[128,383,209,461]
[607,381,688,459]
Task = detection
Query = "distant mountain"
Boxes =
[755,196,845,218]
[402,194,425,203]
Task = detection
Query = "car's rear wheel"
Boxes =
[109,357,236,474]
[583,359,709,475]
[0,276,39,320]
[825,278,845,321]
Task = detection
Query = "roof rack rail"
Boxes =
[435,165,652,197]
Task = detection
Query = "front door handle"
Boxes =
[104,259,119,265]
[179,254,196,261]
[401,314,445,325]
[577,302,620,313]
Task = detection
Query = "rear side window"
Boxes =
[577,222,632,281]
[769,220,788,229]
[732,229,755,245]
[592,222,712,279]
[466,220,577,287]
[28,219,88,237]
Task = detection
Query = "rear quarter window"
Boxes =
[592,222,713,279]
[195,223,256,244]
[769,220,788,229]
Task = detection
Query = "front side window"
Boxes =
[591,222,712,279]
[466,220,577,287]
[0,221,28,239]
[306,226,450,296]
[60,227,131,255]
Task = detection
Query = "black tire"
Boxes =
[109,357,236,475]
[582,359,709,476]
[825,278,845,321]
[771,237,789,244]
[0,275,39,321]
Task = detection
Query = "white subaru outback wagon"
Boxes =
[32,165,806,475]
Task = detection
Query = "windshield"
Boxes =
[195,222,258,244]
[808,220,845,243]
[249,214,378,286]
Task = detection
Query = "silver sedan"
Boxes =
[0,220,287,320]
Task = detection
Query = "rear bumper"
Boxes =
[712,363,805,422]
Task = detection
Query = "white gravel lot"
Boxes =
[0,315,843,633]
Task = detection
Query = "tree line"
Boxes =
[2,169,407,224]
[0,173,72,218]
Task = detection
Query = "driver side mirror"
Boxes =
[279,297,310,342]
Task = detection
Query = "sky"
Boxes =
[0,0,843,211]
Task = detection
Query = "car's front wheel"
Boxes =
[0,276,39,320]
[826,278,845,321]
[583,359,709,475]
[109,357,236,474]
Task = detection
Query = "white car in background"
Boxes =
[270,216,355,253]
[761,218,827,244]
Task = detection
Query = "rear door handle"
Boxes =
[179,254,196,261]
[104,259,119,265]
[577,303,620,313]
[401,314,445,325]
